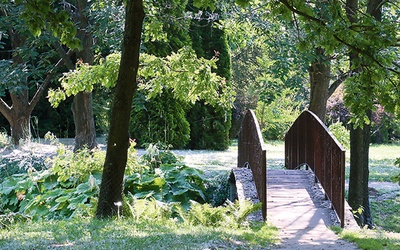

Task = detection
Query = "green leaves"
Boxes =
[52,46,234,109]
[139,46,234,109]
[17,0,81,49]
[124,163,207,209]
[193,0,216,11]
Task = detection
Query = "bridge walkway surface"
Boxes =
[267,169,359,250]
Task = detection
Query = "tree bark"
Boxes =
[348,116,373,228]
[96,0,144,218]
[72,92,97,151]
[72,0,97,151]
[308,47,331,123]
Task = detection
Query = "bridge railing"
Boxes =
[238,109,267,220]
[285,110,345,227]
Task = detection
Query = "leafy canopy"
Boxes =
[49,47,235,109]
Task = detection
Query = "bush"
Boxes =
[130,90,191,149]
[139,143,183,171]
[0,141,211,220]
[126,143,207,209]
[256,89,301,140]
[186,101,232,150]
[204,171,230,207]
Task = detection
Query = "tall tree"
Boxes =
[96,0,145,217]
[71,0,97,151]
[0,0,97,149]
[0,1,78,145]
[347,0,388,228]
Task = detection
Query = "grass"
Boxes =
[368,144,400,182]
[334,228,400,250]
[0,218,278,250]
[343,144,400,182]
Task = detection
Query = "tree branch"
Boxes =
[28,49,74,111]
[328,71,350,96]
[278,0,400,76]
[0,98,12,122]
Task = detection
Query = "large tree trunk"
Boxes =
[72,0,97,151]
[72,92,97,151]
[308,47,331,123]
[96,0,144,218]
[6,29,31,144]
[348,117,373,228]
[8,110,31,144]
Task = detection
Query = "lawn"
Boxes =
[0,217,278,250]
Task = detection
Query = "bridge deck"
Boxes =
[266,169,358,249]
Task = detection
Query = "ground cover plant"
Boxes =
[0,138,279,249]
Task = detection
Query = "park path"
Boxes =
[267,169,359,250]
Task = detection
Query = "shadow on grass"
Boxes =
[0,218,279,250]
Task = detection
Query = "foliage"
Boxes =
[0,146,103,220]
[0,142,214,219]
[255,88,301,141]
[49,46,234,109]
[328,122,350,150]
[393,158,400,186]
[327,87,400,144]
[204,171,230,207]
[0,153,48,179]
[124,164,207,210]
[187,101,232,150]
[50,145,105,186]
[142,0,191,57]
[11,0,81,49]
[130,90,191,149]
[139,142,183,170]
[0,140,140,220]
[181,200,262,228]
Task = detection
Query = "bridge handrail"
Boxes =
[285,110,346,227]
[238,109,267,220]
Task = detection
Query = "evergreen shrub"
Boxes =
[130,90,191,149]
[186,102,232,150]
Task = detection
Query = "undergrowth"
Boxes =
[0,138,277,248]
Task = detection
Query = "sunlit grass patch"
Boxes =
[338,228,400,250]
[0,218,279,250]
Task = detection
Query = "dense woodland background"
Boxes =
[1,1,399,148]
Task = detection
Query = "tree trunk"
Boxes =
[308,47,330,123]
[4,30,32,145]
[96,0,144,218]
[72,92,97,151]
[72,0,97,151]
[348,115,373,228]
[9,111,31,144]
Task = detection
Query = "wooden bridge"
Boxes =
[230,110,355,231]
